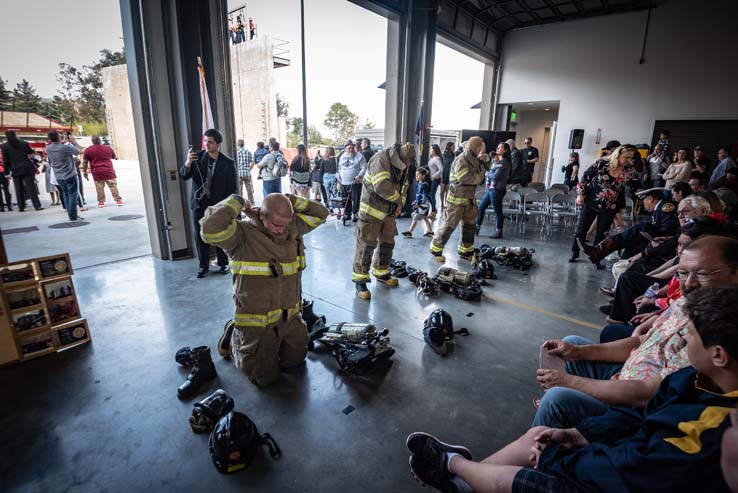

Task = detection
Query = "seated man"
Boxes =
[600,216,735,328]
[580,188,679,265]
[534,236,738,429]
[406,285,738,493]
[723,407,738,492]
[201,192,328,386]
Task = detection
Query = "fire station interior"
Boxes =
[2,0,737,491]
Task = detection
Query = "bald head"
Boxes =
[505,138,516,149]
[262,193,293,219]
[92,136,101,145]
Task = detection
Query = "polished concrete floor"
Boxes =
[1,215,610,492]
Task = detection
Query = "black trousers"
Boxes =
[571,204,615,255]
[13,174,41,210]
[194,205,228,269]
[344,183,362,218]
[610,271,666,322]
[0,175,12,210]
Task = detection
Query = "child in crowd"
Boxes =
[403,167,434,238]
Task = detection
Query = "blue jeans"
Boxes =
[262,179,281,196]
[599,323,635,343]
[430,179,440,212]
[476,188,505,230]
[57,177,79,220]
[532,335,623,428]
[323,175,336,196]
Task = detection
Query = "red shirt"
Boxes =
[83,144,117,181]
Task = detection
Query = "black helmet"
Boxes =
[423,309,454,340]
[209,411,281,474]
[190,389,235,433]
[474,259,497,280]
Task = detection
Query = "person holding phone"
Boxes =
[180,128,238,278]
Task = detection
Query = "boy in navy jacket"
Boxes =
[406,284,738,493]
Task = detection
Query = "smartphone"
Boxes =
[640,231,654,242]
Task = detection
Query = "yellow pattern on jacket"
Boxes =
[447,149,491,204]
[359,144,408,221]
[200,194,329,329]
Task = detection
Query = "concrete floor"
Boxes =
[0,215,610,493]
[1,160,151,268]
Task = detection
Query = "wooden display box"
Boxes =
[0,253,90,366]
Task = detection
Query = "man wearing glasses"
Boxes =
[534,235,738,428]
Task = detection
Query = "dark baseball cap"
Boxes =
[602,140,621,151]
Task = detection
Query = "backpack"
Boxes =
[274,153,289,177]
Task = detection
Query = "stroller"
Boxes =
[328,181,351,226]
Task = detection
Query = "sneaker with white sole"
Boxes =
[98,202,105,208]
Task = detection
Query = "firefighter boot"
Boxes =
[178,346,217,399]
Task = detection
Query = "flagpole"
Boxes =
[300,0,308,146]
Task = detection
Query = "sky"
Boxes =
[1,0,485,136]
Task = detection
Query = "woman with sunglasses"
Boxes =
[570,145,638,266]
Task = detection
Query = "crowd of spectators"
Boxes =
[404,132,738,492]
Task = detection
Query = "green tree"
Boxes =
[361,119,376,129]
[276,93,289,118]
[287,116,302,147]
[0,76,11,110]
[308,125,326,146]
[75,48,126,129]
[12,79,42,113]
[324,102,358,144]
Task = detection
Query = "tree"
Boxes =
[324,102,358,144]
[276,93,289,119]
[12,79,42,113]
[361,119,376,129]
[308,125,326,146]
[287,116,303,147]
[0,76,11,110]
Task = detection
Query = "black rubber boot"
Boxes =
[301,299,320,328]
[178,346,217,399]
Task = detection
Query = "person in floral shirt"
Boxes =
[534,235,738,428]
[569,144,639,265]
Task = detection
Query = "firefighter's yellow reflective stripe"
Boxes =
[456,168,469,179]
[458,244,475,254]
[386,191,400,202]
[446,194,469,205]
[430,243,444,253]
[296,213,324,229]
[201,220,237,243]
[293,196,309,212]
[359,202,387,220]
[234,301,301,328]
[225,197,241,214]
[230,261,272,276]
[231,258,304,276]
[370,267,389,277]
[370,170,390,184]
[352,271,371,281]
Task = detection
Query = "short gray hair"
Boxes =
[679,195,712,215]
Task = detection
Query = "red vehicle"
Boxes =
[0,111,73,167]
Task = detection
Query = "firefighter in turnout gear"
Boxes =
[430,136,491,262]
[352,143,415,300]
[200,193,328,386]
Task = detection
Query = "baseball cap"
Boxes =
[345,140,354,147]
[601,140,621,151]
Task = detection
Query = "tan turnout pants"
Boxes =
[430,199,477,256]
[230,314,308,387]
[95,179,121,202]
[352,214,397,282]
[239,176,255,204]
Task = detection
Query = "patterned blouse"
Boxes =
[577,158,637,212]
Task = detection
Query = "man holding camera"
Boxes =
[180,128,238,278]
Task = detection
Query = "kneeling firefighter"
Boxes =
[200,193,328,386]
[430,136,490,262]
[352,143,415,300]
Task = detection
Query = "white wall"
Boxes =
[498,0,738,181]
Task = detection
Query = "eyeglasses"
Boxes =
[674,266,736,282]
[677,207,695,217]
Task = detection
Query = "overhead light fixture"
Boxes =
[544,108,551,111]
[527,102,534,105]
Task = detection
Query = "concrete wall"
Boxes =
[498,0,738,181]
[101,64,139,161]
[230,36,281,147]
[511,109,558,183]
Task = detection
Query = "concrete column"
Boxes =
[479,62,495,131]
[419,3,437,166]
[384,15,405,147]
